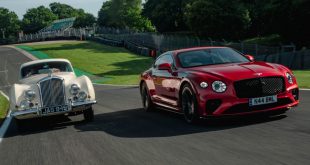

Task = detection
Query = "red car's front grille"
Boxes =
[223,98,292,114]
[234,77,285,98]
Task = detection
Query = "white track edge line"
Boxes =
[0,91,11,143]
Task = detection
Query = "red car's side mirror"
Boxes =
[158,63,172,72]
[245,55,255,61]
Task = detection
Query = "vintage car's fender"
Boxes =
[73,75,96,100]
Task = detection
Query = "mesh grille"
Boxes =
[39,78,66,107]
[234,77,285,98]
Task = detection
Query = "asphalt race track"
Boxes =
[0,46,310,165]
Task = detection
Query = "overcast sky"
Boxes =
[0,0,105,19]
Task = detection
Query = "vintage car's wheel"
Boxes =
[13,118,24,131]
[181,84,199,124]
[83,107,94,121]
[141,82,154,111]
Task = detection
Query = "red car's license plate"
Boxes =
[249,95,277,107]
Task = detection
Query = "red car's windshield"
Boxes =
[178,48,250,68]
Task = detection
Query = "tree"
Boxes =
[74,11,96,28]
[185,0,251,40]
[50,3,96,28]
[143,0,190,32]
[0,8,20,39]
[49,2,78,19]
[98,0,154,31]
[22,6,57,33]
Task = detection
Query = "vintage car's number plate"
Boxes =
[41,105,69,115]
[249,95,277,106]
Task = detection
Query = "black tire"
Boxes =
[83,107,94,121]
[141,82,154,111]
[13,118,24,131]
[181,84,199,124]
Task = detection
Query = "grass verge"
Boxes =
[0,92,9,125]
[17,41,154,85]
[293,70,310,89]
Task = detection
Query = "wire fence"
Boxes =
[15,26,310,69]
[19,28,92,42]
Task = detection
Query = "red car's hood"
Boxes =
[188,61,286,81]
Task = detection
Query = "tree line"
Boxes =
[0,0,309,46]
[0,2,96,41]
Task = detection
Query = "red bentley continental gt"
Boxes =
[140,47,299,123]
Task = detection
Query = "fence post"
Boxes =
[196,36,200,47]
[240,41,244,53]
[255,44,258,56]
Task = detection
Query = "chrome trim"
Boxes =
[37,76,66,108]
[11,108,39,117]
[71,100,97,107]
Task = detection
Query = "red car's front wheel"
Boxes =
[141,83,154,111]
[181,84,199,124]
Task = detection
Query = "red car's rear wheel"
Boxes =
[181,84,199,123]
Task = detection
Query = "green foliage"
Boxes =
[74,12,96,28]
[22,6,57,33]
[50,2,78,19]
[185,0,251,40]
[242,0,310,46]
[0,92,9,124]
[0,7,20,38]
[50,2,96,28]
[98,0,155,31]
[143,0,190,32]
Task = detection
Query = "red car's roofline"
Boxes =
[173,46,228,55]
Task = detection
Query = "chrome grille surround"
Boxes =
[38,77,66,108]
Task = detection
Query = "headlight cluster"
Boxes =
[70,84,80,95]
[212,81,227,93]
[200,81,227,93]
[20,90,36,110]
[25,90,36,101]
[286,72,294,84]
[70,84,88,102]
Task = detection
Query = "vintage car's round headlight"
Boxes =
[25,90,36,101]
[212,81,227,93]
[70,84,80,95]
[286,72,293,84]
[200,82,208,88]
[20,100,31,110]
[78,91,88,101]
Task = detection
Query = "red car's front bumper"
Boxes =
[197,85,299,117]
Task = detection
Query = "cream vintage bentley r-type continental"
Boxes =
[10,59,96,123]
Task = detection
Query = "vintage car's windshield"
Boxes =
[21,62,73,78]
[178,48,250,68]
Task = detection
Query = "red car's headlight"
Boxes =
[212,81,227,93]
[286,72,293,84]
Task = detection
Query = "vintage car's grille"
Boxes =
[234,77,285,98]
[39,77,66,107]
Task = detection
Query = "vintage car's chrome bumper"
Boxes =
[11,100,97,119]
